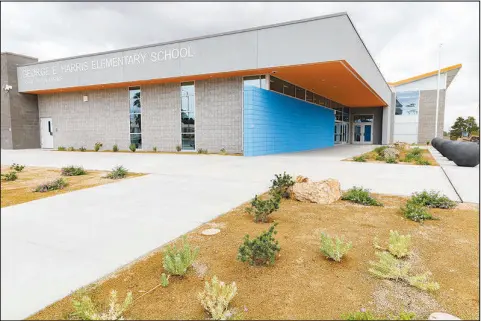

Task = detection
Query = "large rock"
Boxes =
[289,179,341,204]
[382,147,400,159]
[428,312,461,320]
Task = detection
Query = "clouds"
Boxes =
[1,2,478,130]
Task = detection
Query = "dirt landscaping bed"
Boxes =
[346,146,438,166]
[1,165,143,208]
[28,193,479,320]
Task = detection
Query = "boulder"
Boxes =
[382,147,400,160]
[289,178,341,204]
[428,312,461,320]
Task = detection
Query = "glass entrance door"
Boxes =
[363,124,372,143]
[352,123,373,144]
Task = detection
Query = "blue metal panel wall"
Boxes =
[243,87,335,156]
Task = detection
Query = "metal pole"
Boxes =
[434,43,442,138]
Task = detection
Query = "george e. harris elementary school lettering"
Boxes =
[21,46,195,80]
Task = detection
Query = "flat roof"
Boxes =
[18,12,348,67]
[388,63,462,86]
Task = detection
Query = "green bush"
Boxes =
[220,148,227,155]
[71,289,132,320]
[79,146,87,152]
[105,166,128,180]
[395,311,416,320]
[409,190,456,209]
[163,235,199,276]
[385,157,398,164]
[112,144,119,152]
[153,146,157,152]
[67,146,75,151]
[2,171,18,181]
[400,202,434,222]
[34,178,68,192]
[237,223,280,266]
[129,143,136,152]
[160,273,170,287]
[415,159,430,165]
[61,166,87,176]
[341,187,382,206]
[176,145,182,152]
[342,309,376,320]
[352,155,367,162]
[374,230,412,259]
[319,233,352,262]
[10,163,25,172]
[373,146,388,155]
[198,148,208,154]
[94,142,103,152]
[58,146,66,151]
[246,193,281,223]
[198,276,238,320]
[375,155,384,161]
[270,172,295,198]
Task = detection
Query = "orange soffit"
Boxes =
[388,64,462,86]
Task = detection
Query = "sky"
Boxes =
[1,2,479,130]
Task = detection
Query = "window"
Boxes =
[395,91,420,116]
[283,82,295,97]
[243,75,266,89]
[129,87,142,149]
[353,115,374,123]
[306,91,313,103]
[181,82,195,150]
[295,87,306,100]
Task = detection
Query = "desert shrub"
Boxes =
[342,309,376,320]
[246,193,281,223]
[368,251,439,292]
[341,187,382,206]
[385,157,398,164]
[237,223,280,266]
[67,146,75,151]
[71,289,132,320]
[270,172,295,198]
[94,142,103,152]
[415,159,430,165]
[400,202,433,222]
[2,171,18,181]
[34,178,68,192]
[61,166,87,176]
[375,155,384,161]
[160,273,169,287]
[176,145,181,152]
[319,233,352,262]
[375,230,411,258]
[373,146,388,155]
[163,235,199,276]
[408,147,422,156]
[58,146,66,151]
[105,166,128,180]
[403,153,421,163]
[220,148,227,155]
[393,142,409,151]
[79,146,86,152]
[395,311,416,320]
[382,148,399,160]
[197,148,208,154]
[153,146,157,152]
[112,144,119,152]
[409,190,456,209]
[10,163,25,172]
[198,276,238,320]
[352,155,367,162]
[129,143,136,152]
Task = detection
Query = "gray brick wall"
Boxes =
[417,89,445,144]
[196,77,243,153]
[1,53,40,149]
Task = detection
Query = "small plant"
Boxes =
[375,155,384,161]
[395,311,416,320]
[246,193,281,223]
[220,148,227,155]
[342,308,376,320]
[415,159,430,165]
[176,145,182,152]
[68,146,75,151]
[352,155,367,162]
[10,163,25,172]
[2,171,18,181]
[163,235,199,276]
[153,146,157,152]
[319,233,352,262]
[426,141,430,145]
[160,273,170,287]
[61,165,87,176]
[270,172,295,198]
[409,190,456,209]
[400,202,434,222]
[94,142,103,152]
[368,251,439,292]
[105,166,128,180]
[374,230,411,258]
[385,157,398,164]
[34,178,68,192]
[79,146,87,152]
[112,144,119,152]
[237,223,280,266]
[373,146,388,155]
[71,289,133,320]
[198,276,238,320]
[58,146,66,151]
[129,143,136,152]
[341,187,382,206]
[197,148,208,154]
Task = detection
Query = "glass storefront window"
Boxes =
[181,82,195,150]
[395,91,420,116]
[129,87,142,149]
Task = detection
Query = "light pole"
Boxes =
[434,43,443,138]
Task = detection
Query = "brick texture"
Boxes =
[417,89,445,144]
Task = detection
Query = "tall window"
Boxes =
[395,91,420,116]
[181,82,195,150]
[243,75,266,89]
[129,87,142,149]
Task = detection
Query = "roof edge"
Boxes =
[1,52,38,61]
[16,12,348,67]
[388,63,463,86]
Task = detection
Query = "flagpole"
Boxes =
[434,43,442,138]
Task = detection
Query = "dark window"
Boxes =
[129,87,142,149]
[181,82,195,150]
[295,87,306,100]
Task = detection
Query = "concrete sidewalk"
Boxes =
[0,147,464,319]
